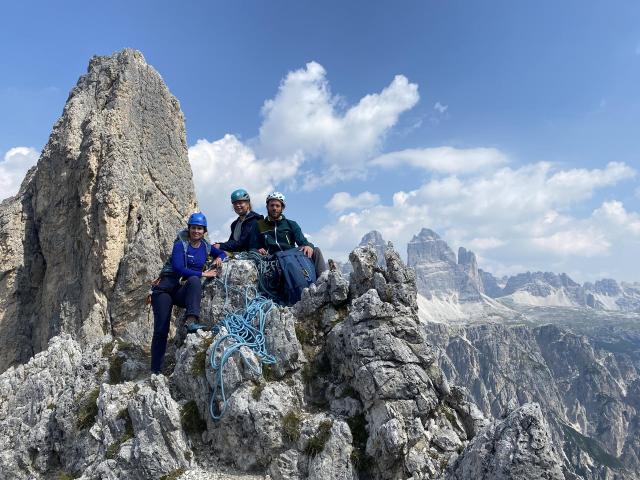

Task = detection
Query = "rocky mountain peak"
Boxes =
[593,278,622,296]
[359,230,387,267]
[0,48,196,371]
[407,228,483,301]
[457,246,476,267]
[407,228,456,265]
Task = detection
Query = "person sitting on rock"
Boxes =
[249,191,326,277]
[150,212,226,375]
[214,188,263,253]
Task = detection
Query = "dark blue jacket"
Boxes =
[219,211,263,252]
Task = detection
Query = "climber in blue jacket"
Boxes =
[150,212,226,374]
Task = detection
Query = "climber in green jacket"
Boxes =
[249,191,326,276]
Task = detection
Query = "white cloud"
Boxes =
[312,160,638,269]
[434,102,448,113]
[0,147,39,200]
[546,161,635,203]
[258,62,419,184]
[372,146,508,174]
[531,229,611,257]
[466,237,506,250]
[592,200,640,236]
[188,134,301,239]
[325,191,380,213]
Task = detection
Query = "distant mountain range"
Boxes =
[395,227,640,313]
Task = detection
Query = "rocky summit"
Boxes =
[0,49,196,372]
[0,49,637,480]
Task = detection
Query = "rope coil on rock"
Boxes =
[207,264,277,421]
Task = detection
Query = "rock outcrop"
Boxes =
[478,269,503,298]
[0,49,196,371]
[0,243,567,479]
[407,229,483,302]
[447,403,564,480]
[359,230,387,268]
[427,321,640,479]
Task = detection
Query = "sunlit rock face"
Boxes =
[0,49,196,371]
[407,228,483,302]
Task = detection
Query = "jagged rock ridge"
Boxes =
[0,247,565,480]
[0,49,196,371]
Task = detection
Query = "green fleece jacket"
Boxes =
[249,215,314,254]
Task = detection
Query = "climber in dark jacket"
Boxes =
[249,191,326,276]
[150,212,226,374]
[215,188,263,253]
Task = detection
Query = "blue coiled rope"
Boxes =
[207,265,277,421]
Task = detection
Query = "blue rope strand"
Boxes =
[207,265,277,421]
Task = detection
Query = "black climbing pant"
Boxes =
[150,275,202,374]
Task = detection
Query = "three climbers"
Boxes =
[150,189,325,374]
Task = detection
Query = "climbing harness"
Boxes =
[206,265,277,421]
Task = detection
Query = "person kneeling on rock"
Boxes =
[150,212,226,375]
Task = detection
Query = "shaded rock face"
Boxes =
[407,229,483,302]
[0,49,196,371]
[447,403,564,480]
[427,321,640,479]
[478,269,503,298]
[456,247,484,302]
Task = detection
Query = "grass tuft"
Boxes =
[304,420,333,456]
[282,410,302,442]
[76,388,100,430]
[106,408,135,459]
[180,401,206,435]
[252,382,265,401]
[160,468,186,480]
[347,413,372,471]
[191,337,214,377]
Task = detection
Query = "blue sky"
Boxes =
[2,1,639,282]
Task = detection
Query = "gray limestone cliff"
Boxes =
[407,229,483,302]
[426,321,640,479]
[0,49,196,371]
[0,244,566,479]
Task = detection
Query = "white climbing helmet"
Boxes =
[265,191,286,207]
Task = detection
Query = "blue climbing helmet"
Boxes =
[230,188,250,203]
[187,212,207,230]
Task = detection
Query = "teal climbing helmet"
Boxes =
[187,212,207,230]
[231,188,250,203]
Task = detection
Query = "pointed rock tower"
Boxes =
[0,49,197,371]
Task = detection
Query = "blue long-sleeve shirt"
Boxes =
[170,241,226,278]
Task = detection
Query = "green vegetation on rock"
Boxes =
[282,410,302,442]
[76,388,100,430]
[304,420,333,456]
[180,401,206,435]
